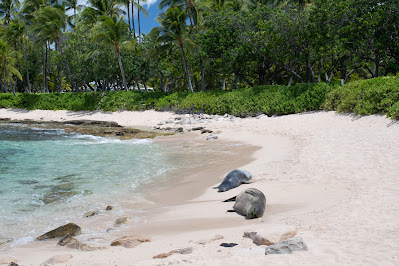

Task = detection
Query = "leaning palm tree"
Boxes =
[153,6,193,93]
[92,15,134,90]
[0,39,22,95]
[5,20,31,92]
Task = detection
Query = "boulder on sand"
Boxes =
[36,223,81,240]
[233,188,266,219]
[264,236,308,255]
[111,235,151,248]
[57,234,105,251]
[243,225,298,246]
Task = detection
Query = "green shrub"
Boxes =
[325,75,399,118]
[1,78,398,120]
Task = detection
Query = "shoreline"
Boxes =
[1,108,399,265]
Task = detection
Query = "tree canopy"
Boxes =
[0,0,398,94]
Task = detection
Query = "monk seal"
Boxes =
[213,169,252,192]
[232,188,266,219]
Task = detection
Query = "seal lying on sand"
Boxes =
[213,169,252,192]
[224,188,266,219]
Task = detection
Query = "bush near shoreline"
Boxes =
[1,76,398,120]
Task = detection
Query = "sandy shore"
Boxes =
[1,108,399,265]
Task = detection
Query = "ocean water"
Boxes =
[0,123,216,248]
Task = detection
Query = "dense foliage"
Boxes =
[1,76,399,119]
[0,0,398,94]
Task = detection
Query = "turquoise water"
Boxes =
[0,123,192,247]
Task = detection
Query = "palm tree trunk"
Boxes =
[42,45,46,93]
[116,49,127,90]
[127,1,131,32]
[21,40,31,93]
[138,0,141,38]
[179,44,193,93]
[200,55,205,91]
[222,75,226,90]
[4,60,16,96]
[58,38,76,92]
[131,2,136,38]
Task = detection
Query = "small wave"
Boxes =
[67,134,153,145]
[10,236,35,248]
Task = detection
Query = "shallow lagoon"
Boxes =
[0,123,203,247]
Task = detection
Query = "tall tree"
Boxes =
[92,15,134,90]
[0,0,20,24]
[154,6,193,92]
[31,5,76,91]
[5,20,32,92]
[0,39,22,95]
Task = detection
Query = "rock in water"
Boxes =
[57,234,105,251]
[0,237,12,246]
[111,235,151,248]
[114,217,128,227]
[233,188,266,219]
[36,223,81,240]
[265,236,308,255]
[214,169,252,192]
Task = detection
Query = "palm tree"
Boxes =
[5,20,32,92]
[92,15,134,90]
[63,0,84,28]
[81,0,124,25]
[154,6,193,92]
[0,0,20,24]
[130,0,147,38]
[31,5,76,91]
[0,39,22,95]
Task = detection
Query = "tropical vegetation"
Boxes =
[0,0,398,117]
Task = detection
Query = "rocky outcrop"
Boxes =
[110,235,151,248]
[243,225,298,246]
[153,247,193,259]
[0,120,166,140]
[233,188,266,219]
[36,223,82,240]
[264,236,308,255]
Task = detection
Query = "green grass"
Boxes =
[1,76,398,119]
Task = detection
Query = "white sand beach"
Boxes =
[1,108,399,265]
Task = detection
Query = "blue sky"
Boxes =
[132,3,160,35]
[72,0,160,35]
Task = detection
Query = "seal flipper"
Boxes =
[223,196,237,202]
[212,186,219,189]
[226,210,236,212]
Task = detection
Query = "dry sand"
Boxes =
[1,108,399,265]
